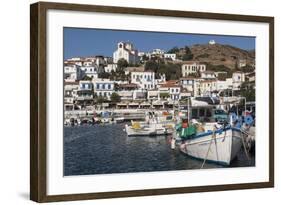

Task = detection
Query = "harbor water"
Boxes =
[64,123,255,176]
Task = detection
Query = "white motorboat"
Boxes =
[125,121,174,137]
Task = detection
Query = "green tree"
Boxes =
[160,92,170,99]
[168,46,179,54]
[98,72,110,79]
[142,54,149,61]
[96,96,106,104]
[117,58,129,69]
[145,60,158,72]
[238,82,255,101]
[110,92,121,103]
[82,75,92,80]
[181,46,193,60]
[158,63,181,80]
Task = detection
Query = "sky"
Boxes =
[64,27,255,60]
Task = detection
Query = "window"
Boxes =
[199,109,205,117]
[192,109,198,118]
[206,109,212,117]
[102,84,105,89]
[108,84,111,89]
[96,84,100,89]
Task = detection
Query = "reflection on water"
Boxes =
[64,123,255,176]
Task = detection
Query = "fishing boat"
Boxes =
[125,121,174,136]
[177,98,243,166]
[178,120,242,166]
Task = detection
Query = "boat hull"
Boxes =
[180,128,242,166]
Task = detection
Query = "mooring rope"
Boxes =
[201,127,217,169]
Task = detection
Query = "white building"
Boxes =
[245,72,255,82]
[181,62,206,77]
[152,49,165,55]
[216,80,233,91]
[232,71,245,90]
[159,81,181,101]
[113,41,139,64]
[201,71,216,79]
[147,90,160,101]
[209,40,216,45]
[238,59,247,68]
[64,82,79,105]
[80,65,100,79]
[131,71,156,90]
[164,53,176,61]
[76,81,94,105]
[104,64,117,73]
[93,79,115,99]
[155,74,166,88]
[180,77,197,94]
[198,80,217,96]
[64,64,83,82]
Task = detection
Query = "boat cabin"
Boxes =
[188,105,215,122]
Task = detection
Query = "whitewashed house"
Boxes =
[93,79,115,99]
[64,82,79,106]
[76,81,94,105]
[160,81,181,101]
[180,77,195,90]
[104,64,117,73]
[64,64,83,82]
[182,62,206,77]
[113,41,139,64]
[238,59,247,68]
[232,71,245,90]
[147,90,160,101]
[80,65,100,79]
[201,71,216,79]
[198,80,217,96]
[245,72,255,82]
[216,80,233,91]
[164,53,176,61]
[131,71,156,90]
[152,48,165,55]
[116,83,139,101]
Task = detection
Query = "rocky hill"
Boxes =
[189,43,255,69]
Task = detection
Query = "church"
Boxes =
[113,41,140,65]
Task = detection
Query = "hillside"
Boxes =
[189,43,255,69]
